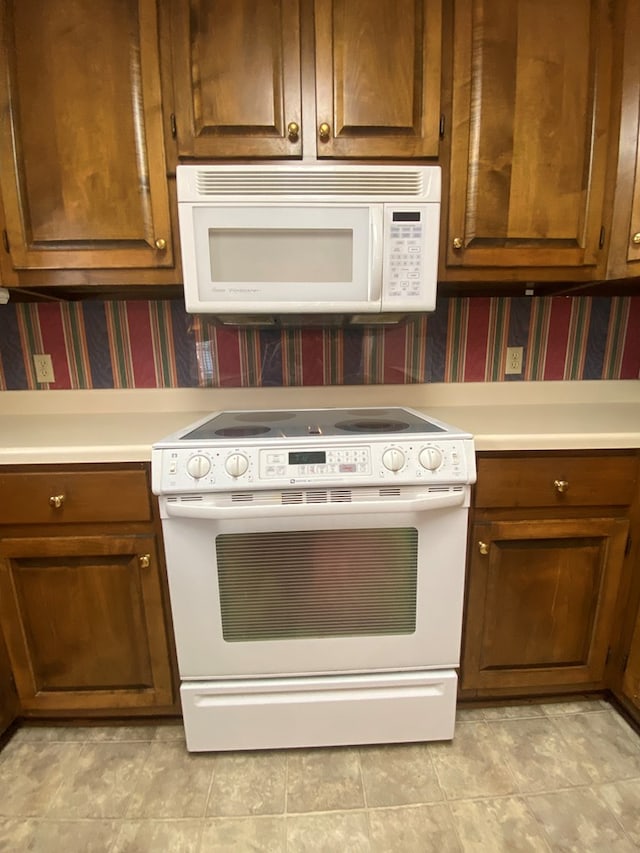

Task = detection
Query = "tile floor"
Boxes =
[0,699,639,851]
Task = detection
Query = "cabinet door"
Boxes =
[462,517,628,694]
[0,0,173,271]
[0,628,19,736]
[622,610,640,712]
[0,534,174,713]
[314,0,442,158]
[446,0,612,276]
[606,0,640,279]
[170,0,302,158]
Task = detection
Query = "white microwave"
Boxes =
[176,164,441,316]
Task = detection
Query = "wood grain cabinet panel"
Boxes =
[462,452,638,699]
[168,0,442,160]
[0,470,151,525]
[0,463,177,718]
[0,628,18,736]
[606,0,640,279]
[475,455,640,509]
[463,517,629,692]
[0,535,173,712]
[446,0,613,278]
[0,0,173,272]
[169,0,303,158]
[314,0,442,158]
[622,613,640,712]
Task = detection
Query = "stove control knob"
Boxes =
[419,447,443,471]
[382,448,405,472]
[187,454,211,479]
[225,453,249,478]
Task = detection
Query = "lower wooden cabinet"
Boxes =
[461,452,640,699]
[0,628,18,736]
[462,516,628,693]
[0,464,178,717]
[622,614,640,712]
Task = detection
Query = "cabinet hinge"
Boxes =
[439,114,445,139]
[622,653,629,672]
[625,534,632,557]
[599,226,605,249]
[170,113,177,139]
[2,229,9,253]
[605,646,612,665]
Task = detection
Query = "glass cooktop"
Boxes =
[181,407,447,441]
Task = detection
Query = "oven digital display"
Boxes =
[289,451,326,465]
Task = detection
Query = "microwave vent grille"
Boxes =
[195,169,427,198]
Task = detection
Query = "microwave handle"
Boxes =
[164,489,466,521]
[369,208,383,302]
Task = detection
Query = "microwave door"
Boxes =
[186,205,380,314]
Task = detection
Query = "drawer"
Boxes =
[475,454,640,509]
[0,469,152,525]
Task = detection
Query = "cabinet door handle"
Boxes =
[478,541,489,555]
[632,232,640,245]
[452,237,463,250]
[49,494,65,509]
[155,238,167,251]
[287,121,300,141]
[554,479,569,494]
[318,122,331,142]
[138,554,151,569]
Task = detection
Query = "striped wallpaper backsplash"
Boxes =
[0,296,638,390]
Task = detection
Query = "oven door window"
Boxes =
[216,528,418,642]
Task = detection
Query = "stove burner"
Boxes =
[234,412,296,423]
[335,419,410,433]
[214,426,271,437]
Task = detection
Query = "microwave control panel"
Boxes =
[382,203,439,311]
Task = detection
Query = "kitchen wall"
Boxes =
[0,295,638,390]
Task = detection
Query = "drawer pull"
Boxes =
[478,541,489,555]
[138,554,151,569]
[49,494,65,509]
[554,479,569,494]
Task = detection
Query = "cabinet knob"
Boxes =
[154,238,167,251]
[452,237,463,250]
[318,122,331,142]
[632,232,640,245]
[138,554,151,569]
[554,479,569,494]
[478,541,489,555]
[287,121,300,141]
[49,494,65,509]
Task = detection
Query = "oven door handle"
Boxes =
[164,490,466,520]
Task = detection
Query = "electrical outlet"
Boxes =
[505,346,523,375]
[33,353,55,383]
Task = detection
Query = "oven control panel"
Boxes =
[152,438,476,493]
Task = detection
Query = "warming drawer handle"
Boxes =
[49,494,65,509]
[164,490,466,520]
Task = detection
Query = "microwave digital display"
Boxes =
[392,211,421,222]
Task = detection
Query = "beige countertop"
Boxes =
[0,381,639,464]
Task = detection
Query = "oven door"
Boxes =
[159,486,469,679]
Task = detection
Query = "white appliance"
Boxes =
[152,407,475,752]
[177,164,441,316]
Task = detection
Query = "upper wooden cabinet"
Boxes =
[606,0,640,280]
[445,0,614,280]
[0,0,174,275]
[169,0,303,158]
[168,0,443,160]
[314,0,442,158]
